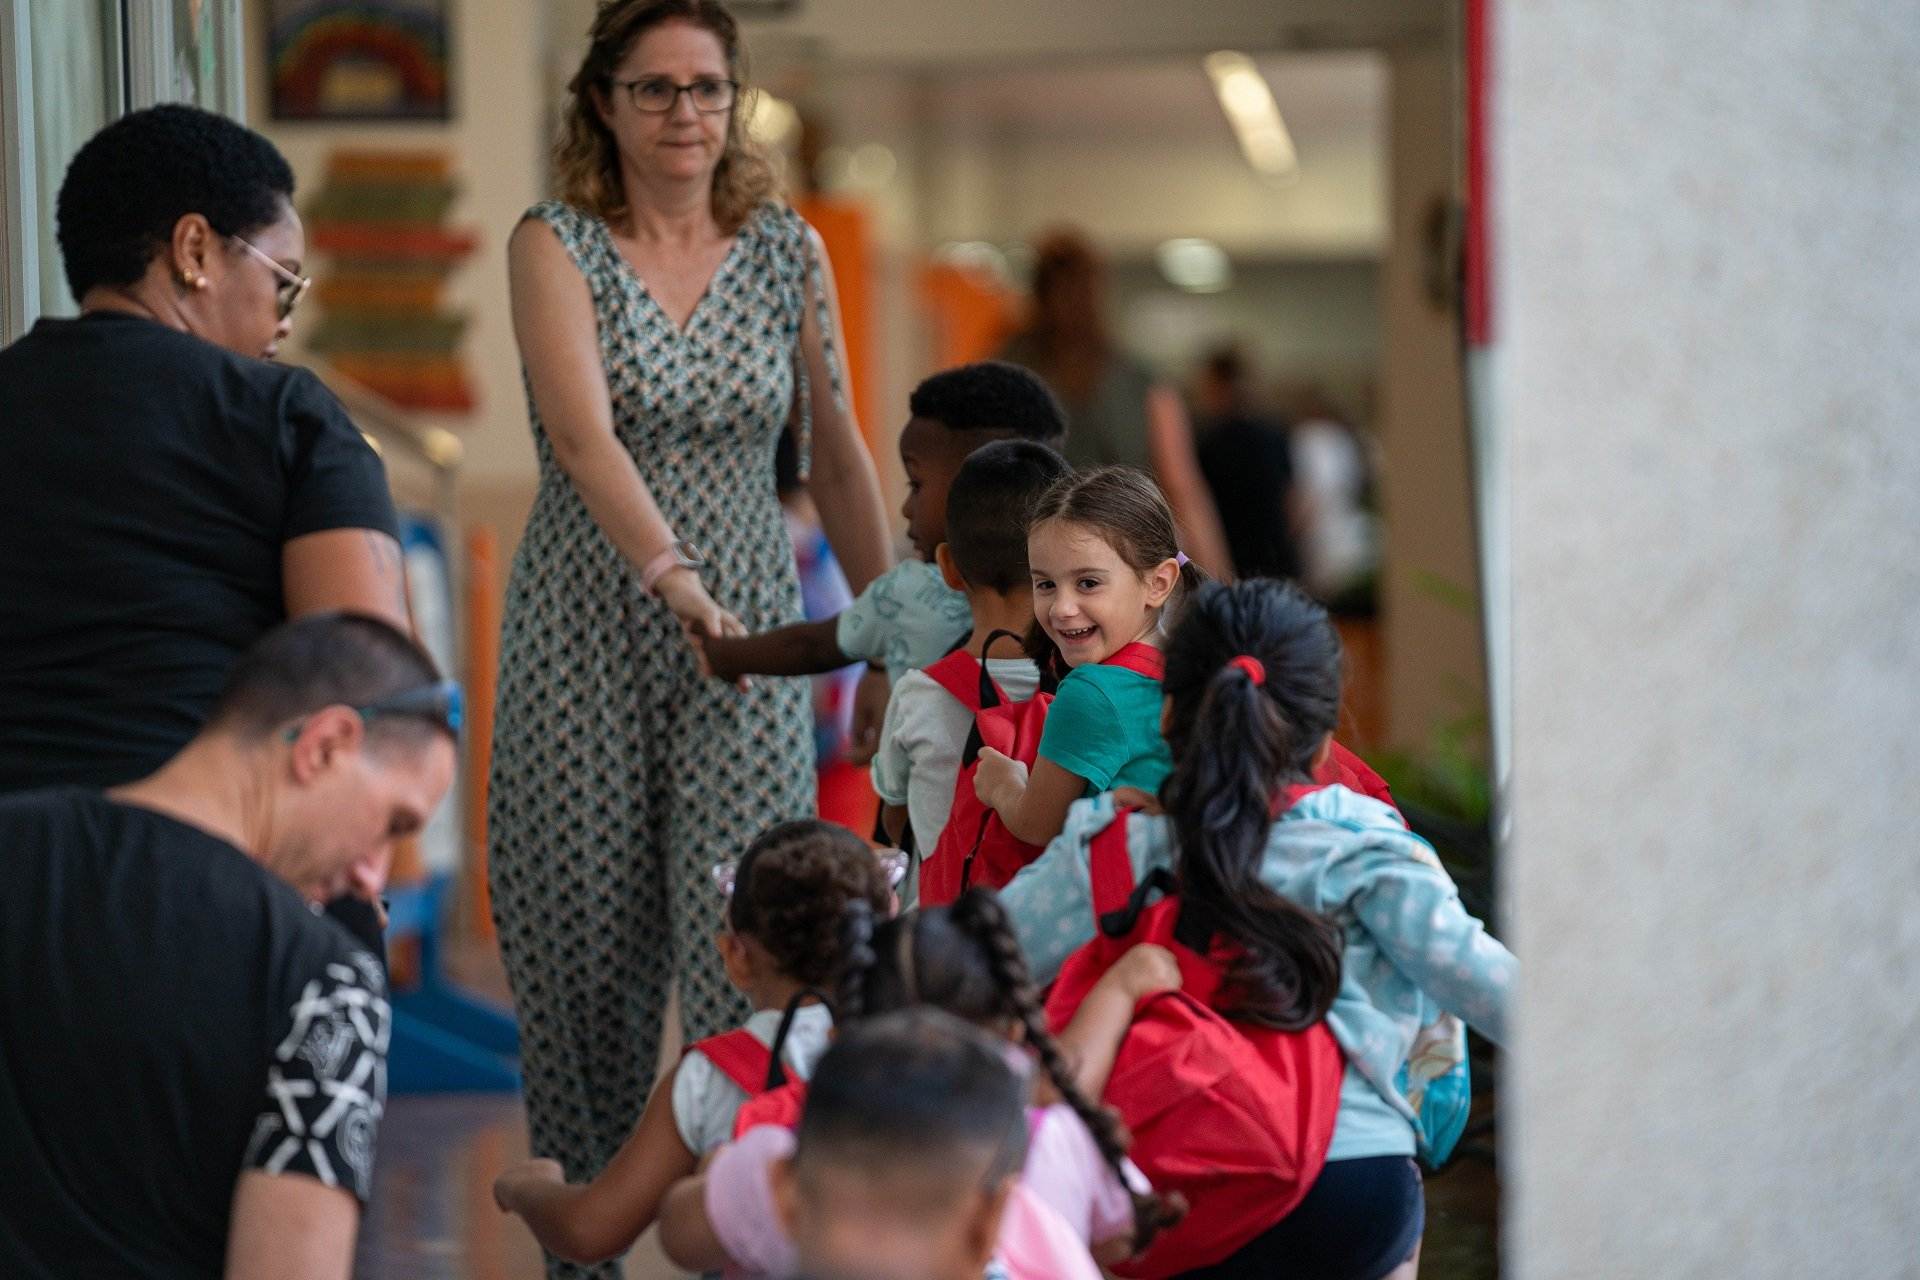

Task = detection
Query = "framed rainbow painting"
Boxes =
[268,0,451,121]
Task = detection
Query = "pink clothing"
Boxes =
[1021,1103,1144,1246]
[705,1106,1126,1279]
[995,1184,1105,1280]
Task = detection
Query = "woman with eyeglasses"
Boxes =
[487,5,891,1274]
[0,104,408,800]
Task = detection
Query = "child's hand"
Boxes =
[493,1157,565,1214]
[973,746,1029,812]
[690,630,746,683]
[847,667,889,765]
[1109,786,1164,816]
[1103,943,1183,1001]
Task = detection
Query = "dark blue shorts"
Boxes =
[1175,1155,1425,1280]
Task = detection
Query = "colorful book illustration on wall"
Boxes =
[303,149,477,414]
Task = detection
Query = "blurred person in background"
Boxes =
[999,229,1234,578]
[1192,343,1303,583]
[1282,380,1381,613]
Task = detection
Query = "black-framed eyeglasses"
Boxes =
[283,680,464,743]
[612,75,738,114]
[232,235,313,321]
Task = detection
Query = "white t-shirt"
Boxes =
[671,1003,834,1156]
[872,656,1042,858]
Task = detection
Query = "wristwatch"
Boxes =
[640,539,707,596]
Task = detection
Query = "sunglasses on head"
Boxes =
[711,848,910,900]
[282,680,464,742]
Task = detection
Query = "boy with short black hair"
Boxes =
[699,362,1068,759]
[872,440,1072,856]
[772,1008,1100,1280]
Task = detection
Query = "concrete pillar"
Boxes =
[1379,45,1489,754]
[1498,4,1920,1274]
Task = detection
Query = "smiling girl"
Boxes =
[972,467,1204,848]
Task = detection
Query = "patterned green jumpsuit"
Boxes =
[488,199,826,1279]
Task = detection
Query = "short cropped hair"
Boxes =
[209,613,445,749]
[944,441,1072,593]
[55,104,296,299]
[909,361,1067,446]
[793,1007,1027,1184]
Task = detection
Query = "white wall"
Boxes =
[246,0,546,487]
[1499,3,1920,1274]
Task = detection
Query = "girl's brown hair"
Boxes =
[554,0,777,233]
[728,819,892,989]
[1024,465,1208,670]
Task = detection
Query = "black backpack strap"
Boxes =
[1099,865,1178,938]
[976,628,1027,706]
[764,987,831,1089]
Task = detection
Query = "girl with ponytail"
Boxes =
[658,890,1187,1278]
[999,578,1518,1280]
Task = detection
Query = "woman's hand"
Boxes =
[659,569,749,690]
[494,1157,565,1214]
[973,746,1029,814]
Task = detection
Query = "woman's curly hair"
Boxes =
[553,0,777,233]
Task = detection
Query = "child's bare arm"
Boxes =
[1050,944,1182,1101]
[656,1173,731,1273]
[880,802,910,847]
[974,751,1087,847]
[697,617,850,679]
[493,1063,699,1264]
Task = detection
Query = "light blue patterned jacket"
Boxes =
[1000,785,1517,1160]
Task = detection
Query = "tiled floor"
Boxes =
[356,1092,689,1280]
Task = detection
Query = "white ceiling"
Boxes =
[732,0,1446,67]
[916,52,1385,146]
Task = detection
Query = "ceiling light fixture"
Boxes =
[1204,51,1299,184]
[1156,238,1232,293]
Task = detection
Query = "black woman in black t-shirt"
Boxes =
[0,105,410,798]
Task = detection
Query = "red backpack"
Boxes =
[1319,740,1397,809]
[687,999,816,1139]
[919,636,1163,906]
[1043,811,1345,1279]
[731,1078,809,1139]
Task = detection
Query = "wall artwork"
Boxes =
[304,149,477,413]
[268,0,451,121]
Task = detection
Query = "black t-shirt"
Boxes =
[0,312,398,793]
[1196,412,1302,582]
[0,789,387,1278]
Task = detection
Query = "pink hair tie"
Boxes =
[1175,552,1190,568]
[1227,655,1266,686]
